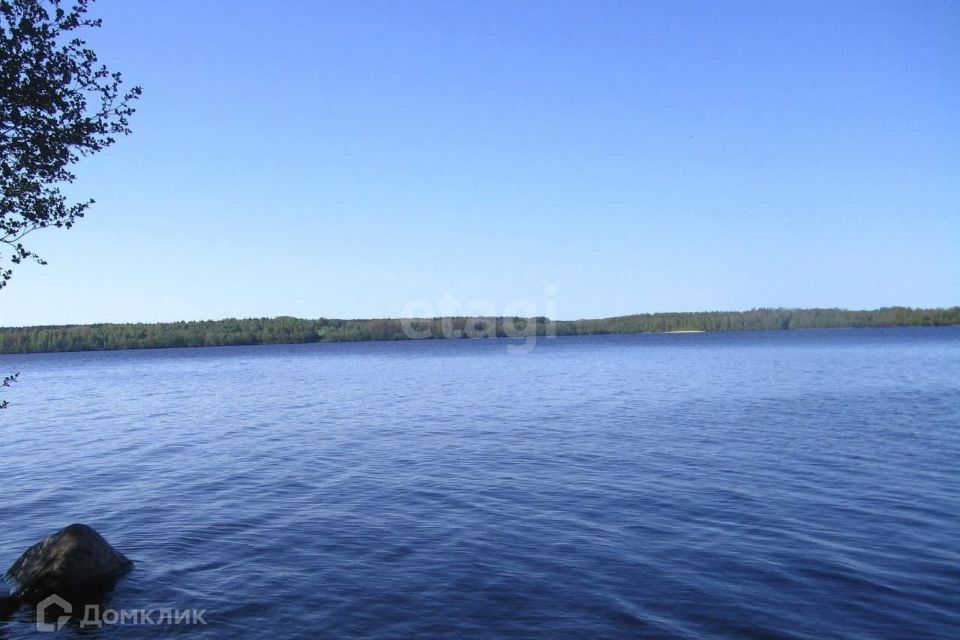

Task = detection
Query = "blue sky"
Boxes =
[1,0,957,325]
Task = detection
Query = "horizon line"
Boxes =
[2,305,958,331]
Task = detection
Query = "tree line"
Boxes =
[555,306,960,335]
[0,307,957,354]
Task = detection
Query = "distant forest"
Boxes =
[0,307,957,354]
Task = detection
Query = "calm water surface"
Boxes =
[1,328,958,638]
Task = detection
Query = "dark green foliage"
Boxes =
[0,307,956,354]
[554,306,960,335]
[0,0,141,288]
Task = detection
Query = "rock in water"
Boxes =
[5,524,133,600]
[0,583,16,618]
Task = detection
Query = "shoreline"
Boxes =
[1,324,957,357]
[1,307,957,355]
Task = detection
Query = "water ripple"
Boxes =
[1,328,958,638]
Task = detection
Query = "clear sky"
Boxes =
[1,0,957,326]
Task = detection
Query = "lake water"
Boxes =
[1,328,958,638]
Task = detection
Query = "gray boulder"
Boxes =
[0,583,15,618]
[5,524,133,600]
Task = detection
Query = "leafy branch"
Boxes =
[0,372,18,409]
[0,0,142,289]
